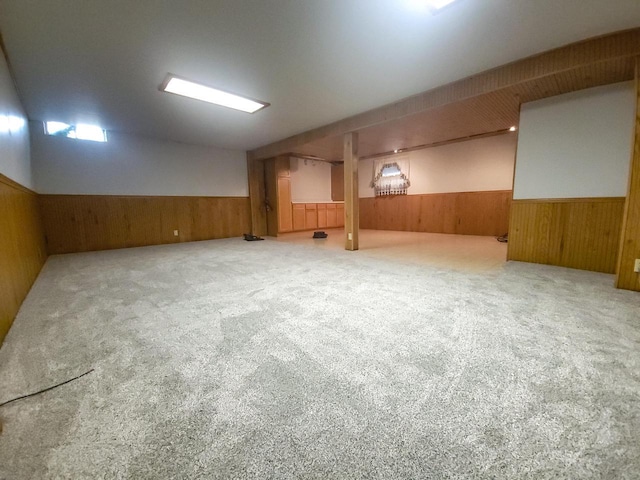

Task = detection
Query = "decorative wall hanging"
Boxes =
[371,155,410,196]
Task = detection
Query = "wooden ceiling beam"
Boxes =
[249,28,640,161]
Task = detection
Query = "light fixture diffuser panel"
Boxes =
[406,0,459,13]
[161,75,269,114]
[429,0,457,9]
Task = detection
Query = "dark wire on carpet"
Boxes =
[0,369,95,408]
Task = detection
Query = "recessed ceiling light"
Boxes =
[394,149,399,153]
[509,126,517,132]
[160,75,270,114]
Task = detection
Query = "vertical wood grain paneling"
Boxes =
[508,198,625,273]
[39,195,251,254]
[0,174,47,344]
[247,157,267,236]
[616,59,640,291]
[344,132,359,250]
[264,158,279,236]
[359,190,511,237]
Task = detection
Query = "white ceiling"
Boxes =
[1,0,639,152]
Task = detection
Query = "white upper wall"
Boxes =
[359,133,517,198]
[0,51,31,188]
[31,125,248,196]
[290,157,334,203]
[513,82,635,200]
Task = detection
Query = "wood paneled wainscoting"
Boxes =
[508,197,625,273]
[0,174,47,344]
[359,190,511,236]
[39,195,251,254]
[616,58,640,291]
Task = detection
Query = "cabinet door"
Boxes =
[292,204,306,231]
[277,176,293,232]
[305,204,318,230]
[336,203,345,227]
[326,203,337,228]
[317,204,327,228]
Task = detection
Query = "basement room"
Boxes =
[1,1,640,478]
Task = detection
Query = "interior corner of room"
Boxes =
[2,27,640,347]
[0,0,640,478]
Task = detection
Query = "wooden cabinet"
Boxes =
[277,176,293,232]
[292,204,306,231]
[326,203,337,228]
[336,204,344,227]
[287,202,344,232]
[266,158,346,236]
[317,204,327,228]
[305,204,318,230]
[266,155,293,235]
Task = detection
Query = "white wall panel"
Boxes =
[513,82,634,199]
[0,52,31,188]
[290,157,334,203]
[359,133,517,198]
[31,126,248,196]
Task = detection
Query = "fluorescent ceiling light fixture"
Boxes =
[161,75,269,114]
[45,121,107,142]
[407,0,459,13]
[427,0,458,9]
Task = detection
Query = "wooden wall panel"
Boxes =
[247,156,267,236]
[0,174,47,344]
[39,195,251,254]
[359,190,511,237]
[264,158,279,236]
[616,59,640,291]
[508,198,625,274]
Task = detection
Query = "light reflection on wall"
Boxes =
[0,115,26,134]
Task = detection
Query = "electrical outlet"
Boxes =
[173,230,179,236]
[348,232,353,241]
[634,259,640,273]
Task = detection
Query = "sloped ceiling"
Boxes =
[1,0,639,152]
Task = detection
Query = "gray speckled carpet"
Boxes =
[0,237,639,479]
